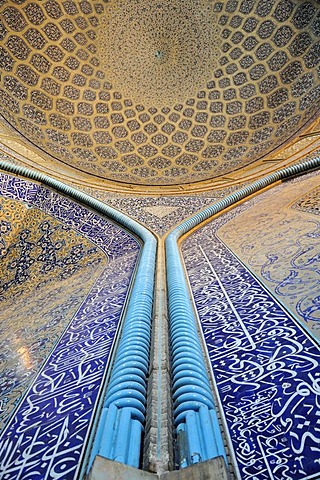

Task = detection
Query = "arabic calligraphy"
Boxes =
[216,173,320,338]
[182,176,320,480]
[0,174,140,479]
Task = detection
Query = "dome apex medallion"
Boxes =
[98,0,221,107]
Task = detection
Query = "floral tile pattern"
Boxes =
[0,173,140,480]
[182,172,320,480]
[78,184,247,236]
[292,185,320,217]
[216,171,320,338]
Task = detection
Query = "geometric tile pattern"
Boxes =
[0,173,140,480]
[77,182,248,236]
[0,1,319,185]
[98,0,221,108]
[182,192,320,479]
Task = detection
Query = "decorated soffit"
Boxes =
[0,0,319,188]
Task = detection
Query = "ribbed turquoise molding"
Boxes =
[0,161,157,470]
[166,158,320,469]
[0,161,155,244]
[88,231,156,469]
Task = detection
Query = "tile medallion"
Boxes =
[0,173,140,480]
[77,184,247,236]
[182,171,320,480]
[292,185,320,217]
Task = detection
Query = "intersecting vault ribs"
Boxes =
[98,0,221,108]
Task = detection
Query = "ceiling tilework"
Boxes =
[0,0,319,186]
[97,0,221,107]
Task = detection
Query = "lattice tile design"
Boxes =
[0,0,319,185]
[76,183,249,236]
[98,0,221,107]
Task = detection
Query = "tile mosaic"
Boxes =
[1,0,319,185]
[182,172,320,480]
[0,173,140,479]
[1,148,319,238]
[293,185,320,217]
[216,172,320,338]
[0,265,105,431]
[77,185,248,236]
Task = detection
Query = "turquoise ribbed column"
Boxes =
[166,158,319,468]
[0,161,157,470]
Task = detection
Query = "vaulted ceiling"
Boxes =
[0,0,319,188]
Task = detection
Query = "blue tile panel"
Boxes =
[182,219,320,480]
[0,173,140,480]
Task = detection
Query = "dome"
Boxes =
[0,0,319,187]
